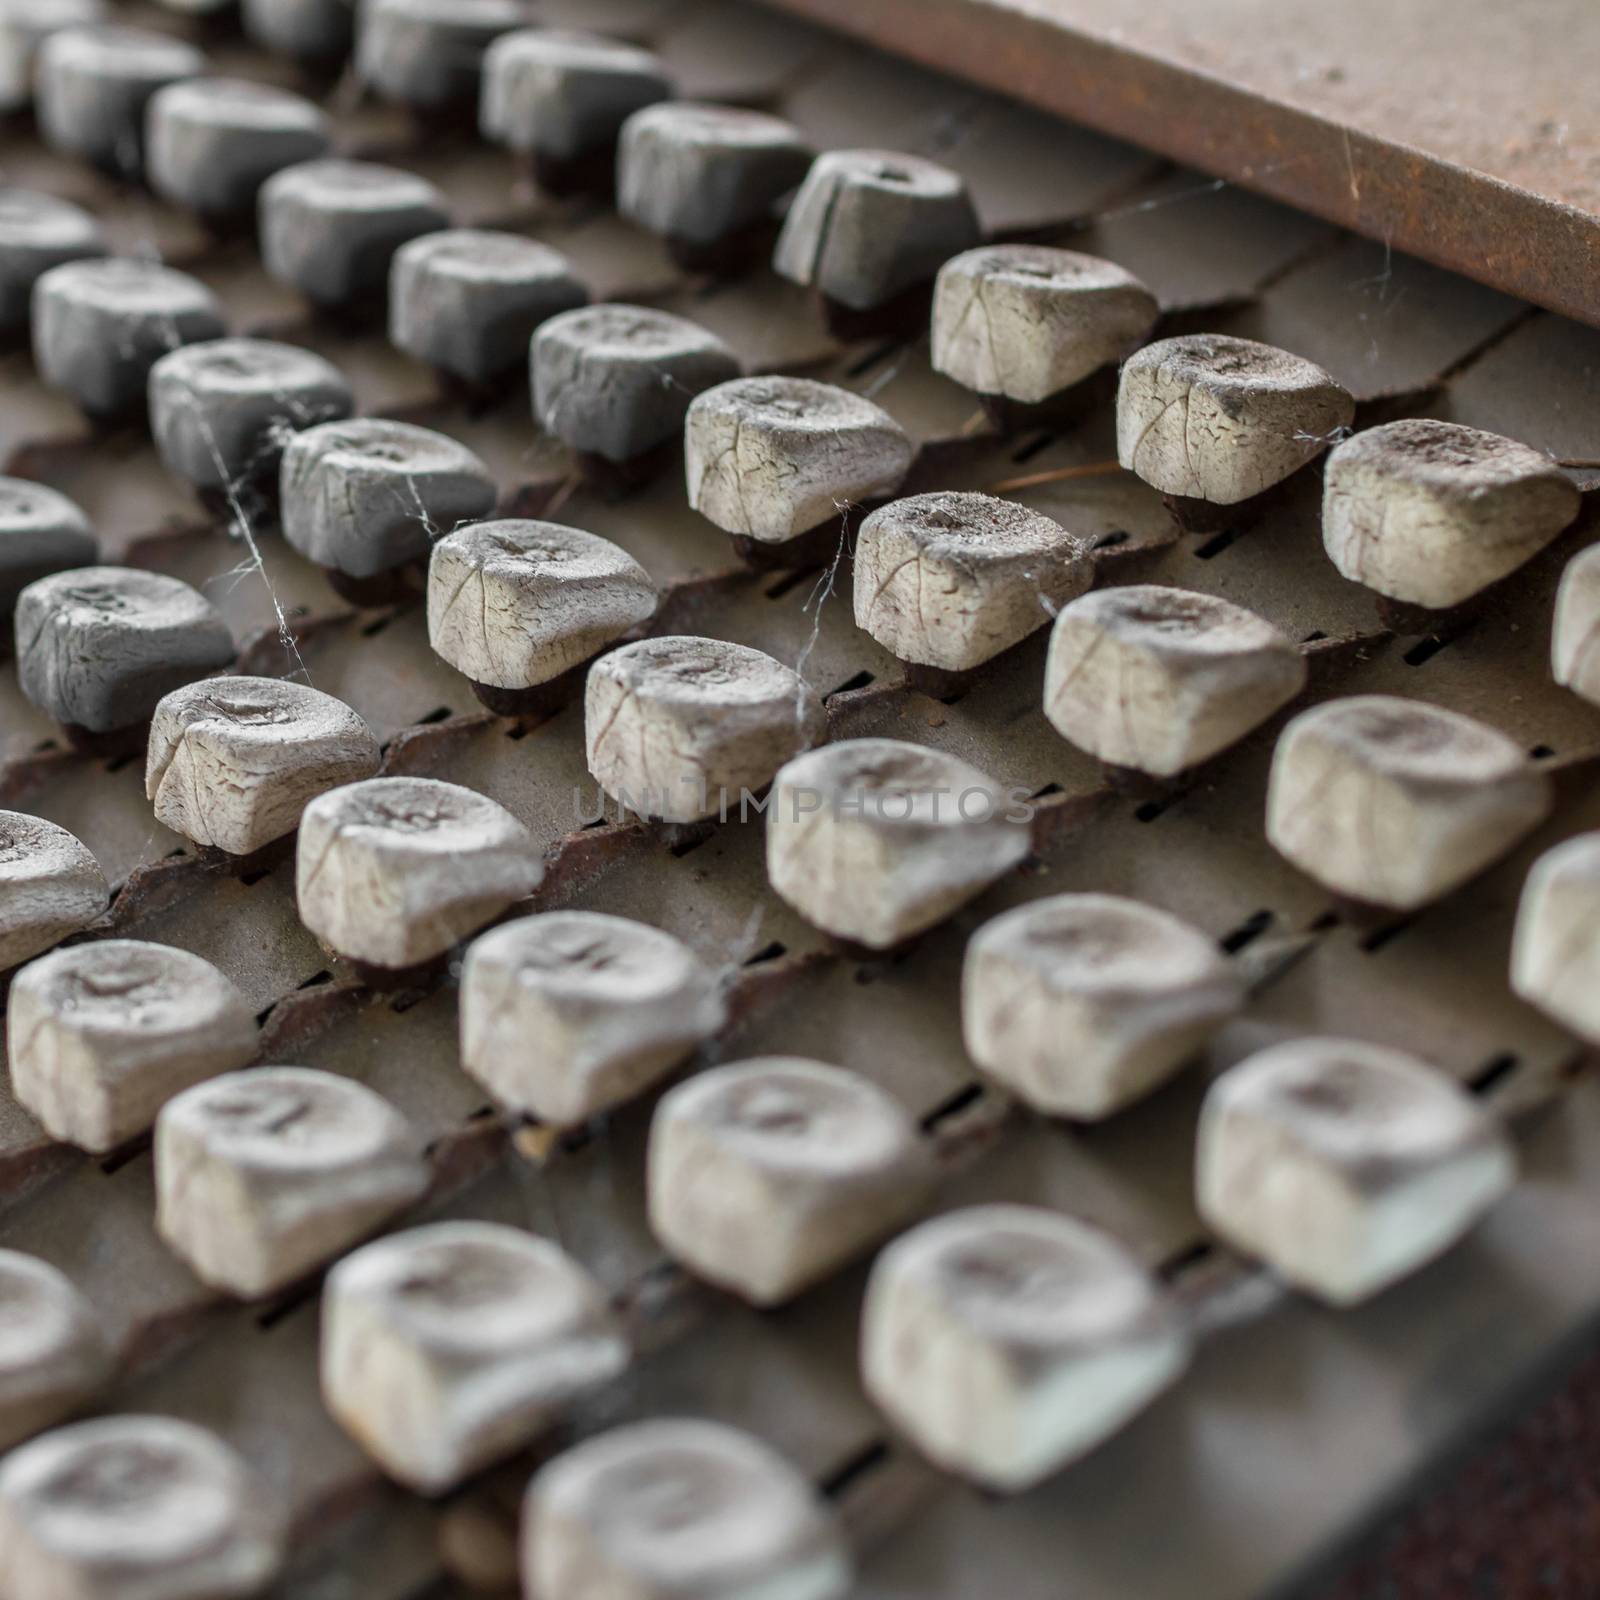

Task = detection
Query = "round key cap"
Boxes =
[149,337,354,498]
[1197,1037,1515,1302]
[460,910,726,1125]
[1553,541,1600,707]
[260,158,449,310]
[35,24,205,176]
[0,812,107,972]
[147,676,380,858]
[1323,418,1580,613]
[32,257,226,422]
[0,191,104,335]
[1266,694,1551,910]
[0,0,105,115]
[685,376,914,550]
[525,1419,851,1600]
[1512,832,1600,1046]
[963,893,1245,1119]
[862,1205,1189,1489]
[0,476,96,617]
[0,1250,110,1453]
[146,77,331,220]
[322,1221,628,1491]
[767,738,1032,949]
[15,566,235,739]
[390,229,587,385]
[356,0,529,113]
[1117,333,1353,519]
[855,491,1092,674]
[649,1056,933,1305]
[280,417,496,583]
[241,0,354,62]
[1043,585,1307,777]
[482,29,672,194]
[296,775,543,972]
[532,303,739,469]
[585,636,825,823]
[156,1066,429,1298]
[0,1415,284,1600]
[773,148,980,334]
[427,518,655,710]
[7,938,257,1152]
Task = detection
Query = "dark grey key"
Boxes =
[531,303,739,466]
[35,24,206,177]
[149,337,355,496]
[32,257,227,421]
[0,0,105,115]
[146,78,332,221]
[260,159,449,309]
[390,229,587,385]
[618,103,812,268]
[0,190,105,335]
[0,477,96,619]
[14,566,235,736]
[241,0,355,63]
[356,0,531,113]
[280,417,496,581]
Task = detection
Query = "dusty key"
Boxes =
[0,191,104,335]
[532,303,739,485]
[296,776,543,976]
[768,738,1031,950]
[35,23,205,176]
[932,244,1158,428]
[1553,542,1600,707]
[862,1204,1189,1490]
[585,636,825,823]
[146,77,331,221]
[618,102,813,271]
[1044,585,1307,779]
[156,1065,429,1298]
[773,148,981,337]
[1511,832,1600,1045]
[1323,419,1580,620]
[963,893,1245,1119]
[0,1415,284,1599]
[7,938,257,1152]
[241,0,354,63]
[147,676,381,860]
[0,477,96,619]
[0,1250,110,1452]
[855,491,1092,679]
[32,257,226,421]
[260,158,450,311]
[427,518,655,714]
[649,1057,933,1305]
[685,376,913,565]
[483,29,673,196]
[0,812,107,972]
[280,417,496,597]
[390,229,587,387]
[15,566,235,743]
[0,0,104,114]
[322,1220,628,1491]
[149,337,354,503]
[357,0,529,113]
[1267,694,1551,911]
[1118,333,1353,529]
[1198,1037,1515,1303]
[460,910,725,1125]
[525,1419,852,1600]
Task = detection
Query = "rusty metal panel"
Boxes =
[761,0,1600,329]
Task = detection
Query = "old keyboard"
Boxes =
[2,1,1600,1597]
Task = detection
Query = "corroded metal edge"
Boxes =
[760,0,1600,328]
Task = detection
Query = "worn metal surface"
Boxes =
[763,0,1600,330]
[0,2,1599,1597]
